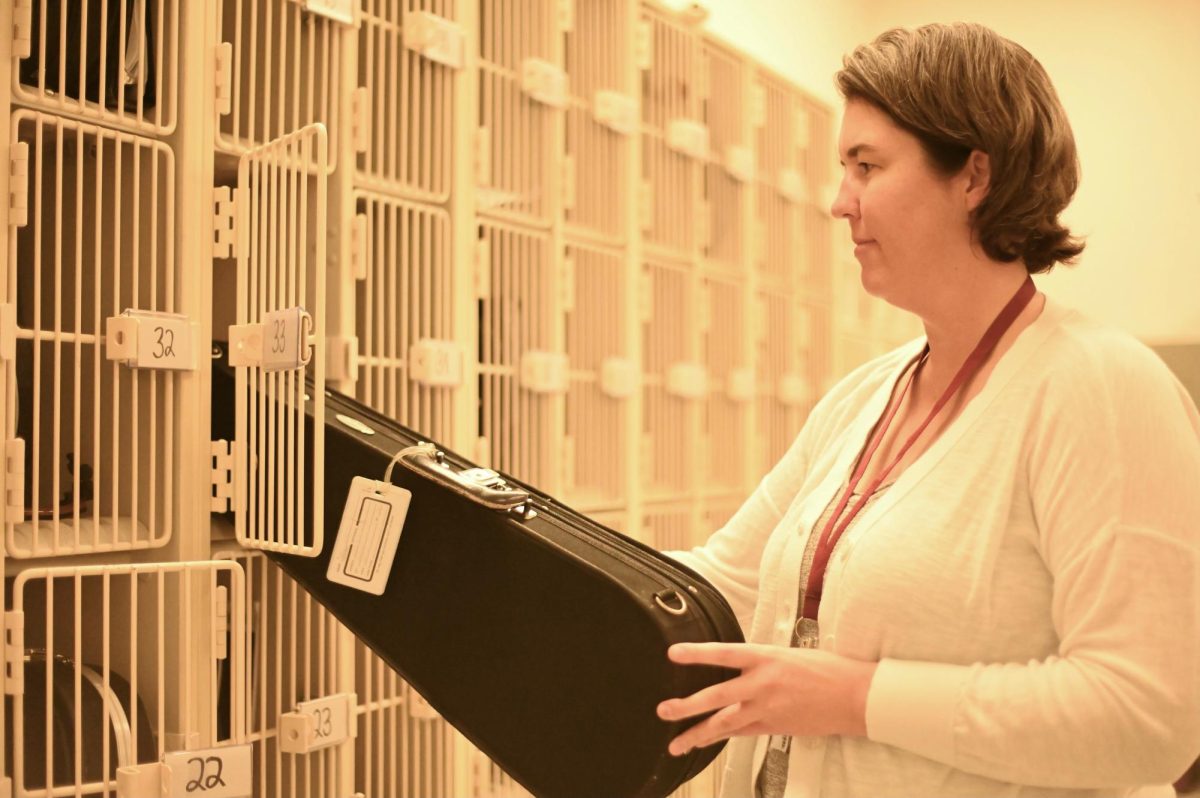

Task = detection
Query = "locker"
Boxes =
[353,192,457,444]
[356,0,461,202]
[639,2,705,259]
[755,289,807,478]
[7,110,180,559]
[642,260,701,501]
[3,561,247,797]
[476,221,563,493]
[563,0,634,244]
[215,0,346,165]
[477,0,564,228]
[563,241,630,510]
[12,0,179,136]
[700,275,749,496]
[699,37,749,273]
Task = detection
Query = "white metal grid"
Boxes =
[563,241,628,511]
[642,260,699,500]
[563,0,632,244]
[233,123,327,556]
[356,0,458,202]
[216,0,343,165]
[755,289,804,479]
[639,3,703,259]
[699,38,747,273]
[700,275,747,496]
[752,71,801,288]
[355,640,457,798]
[803,299,834,404]
[7,109,178,558]
[642,502,695,552]
[476,221,562,491]
[4,561,246,796]
[213,548,348,798]
[477,0,562,227]
[11,0,180,136]
[354,191,456,444]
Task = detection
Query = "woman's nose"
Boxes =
[829,177,856,220]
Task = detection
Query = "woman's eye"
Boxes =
[858,163,875,174]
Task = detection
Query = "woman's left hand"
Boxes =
[656,642,879,756]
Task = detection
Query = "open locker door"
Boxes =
[228,123,328,557]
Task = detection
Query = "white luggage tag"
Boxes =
[326,447,424,595]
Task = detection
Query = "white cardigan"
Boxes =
[668,294,1200,797]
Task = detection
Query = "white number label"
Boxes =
[163,744,252,798]
[261,307,312,372]
[280,693,357,753]
[106,310,196,370]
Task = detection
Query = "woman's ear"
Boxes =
[963,150,991,212]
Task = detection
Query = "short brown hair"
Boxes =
[835,23,1085,274]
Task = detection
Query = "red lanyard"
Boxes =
[800,275,1037,621]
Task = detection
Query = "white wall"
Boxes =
[666,0,1200,344]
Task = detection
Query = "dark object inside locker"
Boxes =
[19,0,157,112]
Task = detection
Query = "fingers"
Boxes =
[667,701,756,756]
[667,642,765,669]
[657,675,752,722]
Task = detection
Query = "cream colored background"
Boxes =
[664,0,1200,346]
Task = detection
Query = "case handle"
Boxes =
[389,443,531,512]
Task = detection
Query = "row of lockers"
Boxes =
[1,1,918,796]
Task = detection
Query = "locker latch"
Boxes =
[228,307,314,371]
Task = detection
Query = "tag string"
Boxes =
[383,443,435,485]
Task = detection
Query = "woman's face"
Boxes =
[829,100,974,309]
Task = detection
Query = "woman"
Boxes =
[659,22,1200,797]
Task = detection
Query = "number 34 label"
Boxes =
[162,744,252,798]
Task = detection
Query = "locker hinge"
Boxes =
[638,181,653,231]
[9,141,30,228]
[561,155,575,212]
[0,303,16,361]
[697,199,712,251]
[352,86,371,154]
[213,186,237,260]
[697,283,712,333]
[216,42,233,116]
[558,0,574,33]
[636,20,653,71]
[12,0,32,60]
[4,440,25,524]
[475,236,492,299]
[213,585,229,661]
[560,252,575,313]
[4,610,25,696]
[210,439,234,514]
[639,270,653,323]
[326,335,359,382]
[475,127,492,187]
[351,213,369,280]
[750,84,766,129]
[753,219,767,267]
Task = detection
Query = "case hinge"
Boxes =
[213,186,237,260]
[211,440,234,513]
[9,141,29,229]
[4,610,25,696]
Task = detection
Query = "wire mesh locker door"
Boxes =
[357,1,461,201]
[476,222,564,493]
[700,276,749,498]
[215,0,346,165]
[11,0,180,136]
[639,3,706,259]
[751,72,803,291]
[755,290,807,480]
[3,561,248,797]
[213,548,351,797]
[563,243,631,512]
[563,0,634,244]
[354,193,457,444]
[229,123,327,557]
[6,110,183,559]
[699,38,750,273]
[477,0,565,227]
